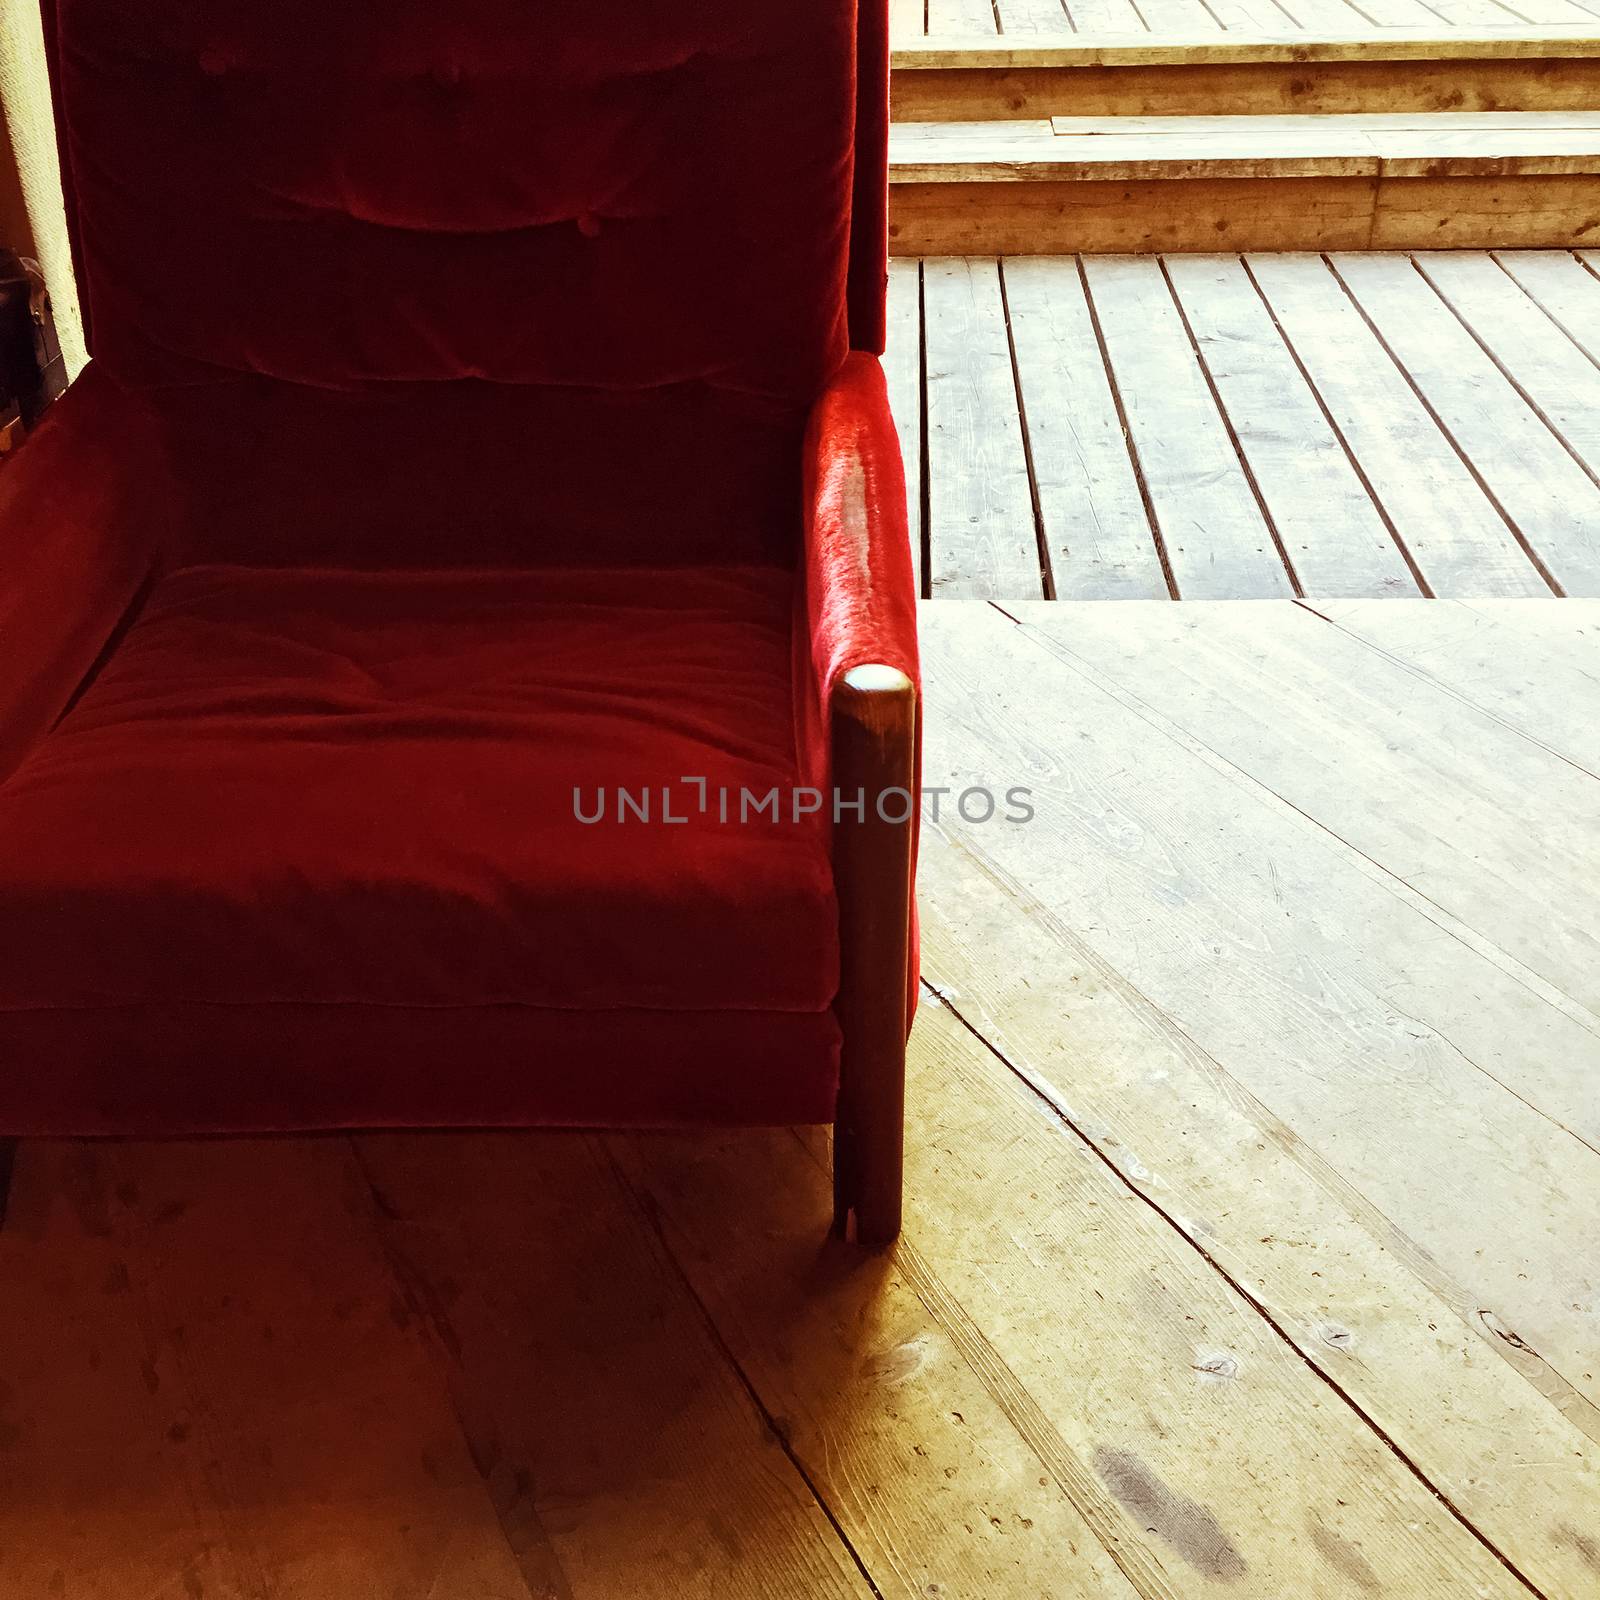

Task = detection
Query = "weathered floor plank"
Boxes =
[927,0,999,37]
[353,1131,875,1600]
[922,256,1045,599]
[1415,248,1600,483]
[0,1139,539,1600]
[916,822,1600,1600]
[1332,250,1600,594]
[1497,248,1600,362]
[1242,253,1555,597]
[923,602,1600,1420]
[1163,254,1420,598]
[611,1126,1145,1600]
[1030,597,1600,1017]
[893,252,1600,601]
[877,996,1532,1599]
[1002,256,1170,600]
[884,257,926,596]
[1304,595,1600,773]
[1079,255,1295,598]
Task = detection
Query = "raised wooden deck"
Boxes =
[889,115,1600,251]
[892,28,1600,118]
[888,249,1600,598]
[2,597,1596,1599]
[889,19,1600,250]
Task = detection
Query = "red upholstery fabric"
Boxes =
[0,365,165,781]
[51,0,856,394]
[139,377,810,570]
[799,356,920,717]
[44,0,868,568]
[0,563,841,1133]
[0,1010,840,1138]
[847,0,892,357]
[797,353,922,1028]
[2,4,910,1141]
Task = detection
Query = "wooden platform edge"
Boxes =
[889,174,1600,253]
[892,28,1600,70]
[892,33,1600,119]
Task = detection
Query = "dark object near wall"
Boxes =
[0,248,66,450]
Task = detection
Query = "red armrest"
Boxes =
[797,351,921,1042]
[798,351,919,721]
[0,364,165,783]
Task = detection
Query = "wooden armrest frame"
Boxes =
[830,663,917,1246]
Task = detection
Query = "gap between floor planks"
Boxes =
[897,250,1600,601]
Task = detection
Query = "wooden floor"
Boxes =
[2,598,1597,1599]
[898,0,1600,41]
[889,250,1600,599]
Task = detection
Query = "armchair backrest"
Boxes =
[42,0,888,567]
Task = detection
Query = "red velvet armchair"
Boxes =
[0,0,919,1242]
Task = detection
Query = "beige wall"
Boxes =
[0,0,86,375]
[0,99,33,254]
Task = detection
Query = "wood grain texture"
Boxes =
[1332,250,1600,593]
[1079,255,1294,597]
[998,0,1077,30]
[890,112,1600,183]
[354,1131,874,1600]
[877,994,1536,1599]
[884,259,926,595]
[831,666,918,1244]
[921,256,1045,597]
[1414,248,1600,481]
[1246,251,1553,596]
[1064,0,1151,28]
[1367,172,1600,249]
[0,1139,538,1599]
[988,600,1600,1411]
[1047,108,1600,131]
[892,58,1600,121]
[1002,256,1170,598]
[888,118,1600,253]
[891,175,1381,255]
[1304,596,1600,772]
[892,29,1600,67]
[892,172,1600,252]
[1162,254,1418,597]
[612,1126,1146,1600]
[1023,595,1600,1070]
[879,253,1590,601]
[1494,247,1600,362]
[929,0,1000,34]
[916,775,1600,1600]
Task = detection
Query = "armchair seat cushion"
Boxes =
[0,562,841,1135]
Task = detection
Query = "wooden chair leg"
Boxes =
[830,665,916,1247]
[0,1139,16,1229]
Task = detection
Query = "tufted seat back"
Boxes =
[43,0,884,567]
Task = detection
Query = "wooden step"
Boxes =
[889,112,1600,251]
[892,28,1600,118]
